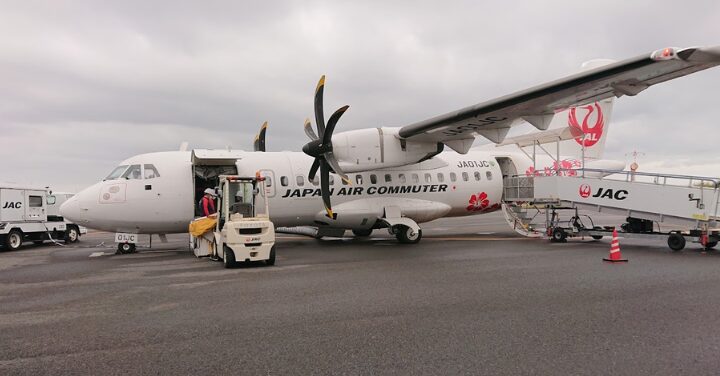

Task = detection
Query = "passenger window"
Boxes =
[121,165,142,180]
[486,171,493,180]
[342,176,349,185]
[296,176,304,186]
[424,173,432,183]
[265,176,273,187]
[399,174,406,183]
[310,176,319,186]
[329,176,335,185]
[105,165,128,180]
[437,173,444,183]
[462,172,469,181]
[29,195,43,207]
[46,195,56,205]
[370,174,377,184]
[450,172,457,182]
[384,174,392,183]
[144,164,160,179]
[474,171,481,181]
[356,175,363,185]
[411,174,419,183]
[281,176,289,186]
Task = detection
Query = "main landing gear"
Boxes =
[391,225,422,244]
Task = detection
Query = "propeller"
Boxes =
[253,121,268,152]
[302,75,351,219]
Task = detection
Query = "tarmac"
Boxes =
[2,212,720,375]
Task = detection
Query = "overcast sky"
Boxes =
[1,0,719,192]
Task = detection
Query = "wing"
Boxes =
[398,46,720,151]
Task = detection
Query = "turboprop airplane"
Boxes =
[60,45,720,246]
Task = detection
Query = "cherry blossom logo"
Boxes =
[568,102,604,147]
[466,192,501,212]
[525,159,582,177]
[579,184,591,198]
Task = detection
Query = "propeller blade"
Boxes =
[304,118,319,141]
[308,159,320,181]
[253,121,268,152]
[324,151,351,185]
[323,105,349,146]
[314,75,326,138]
[320,160,334,218]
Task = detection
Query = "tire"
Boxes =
[223,245,236,268]
[352,229,373,237]
[591,235,603,240]
[551,227,567,243]
[667,233,686,251]
[6,230,23,251]
[706,241,718,250]
[118,243,135,254]
[64,226,80,243]
[396,225,422,244]
[266,246,276,266]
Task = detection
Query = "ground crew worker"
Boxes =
[201,188,217,216]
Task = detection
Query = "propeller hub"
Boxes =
[302,139,330,158]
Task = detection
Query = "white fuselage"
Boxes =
[59,148,622,234]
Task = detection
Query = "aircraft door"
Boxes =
[496,157,518,178]
[258,170,276,198]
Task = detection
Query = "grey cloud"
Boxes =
[1,0,719,191]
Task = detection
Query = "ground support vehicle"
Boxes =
[189,175,276,268]
[0,187,87,251]
[503,170,720,251]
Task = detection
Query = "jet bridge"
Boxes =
[502,169,720,251]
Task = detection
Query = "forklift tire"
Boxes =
[706,241,718,250]
[667,233,686,251]
[118,243,136,254]
[551,228,567,243]
[352,229,373,237]
[266,246,276,266]
[6,230,23,251]
[64,226,80,243]
[396,225,422,244]
[223,245,236,268]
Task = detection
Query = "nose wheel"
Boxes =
[117,243,136,254]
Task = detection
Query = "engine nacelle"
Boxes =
[331,127,442,172]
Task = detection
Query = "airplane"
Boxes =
[60,45,720,248]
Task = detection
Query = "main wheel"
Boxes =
[64,226,79,243]
[6,230,23,251]
[266,246,276,266]
[396,225,422,244]
[352,229,373,237]
[551,227,567,243]
[667,233,686,251]
[223,245,236,268]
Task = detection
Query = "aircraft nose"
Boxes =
[59,195,82,223]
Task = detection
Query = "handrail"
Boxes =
[509,168,720,189]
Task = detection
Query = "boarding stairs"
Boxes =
[502,169,720,237]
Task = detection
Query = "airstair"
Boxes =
[502,169,720,250]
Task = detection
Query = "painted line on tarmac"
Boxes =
[424,236,533,241]
[88,252,111,257]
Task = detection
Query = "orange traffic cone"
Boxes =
[603,228,628,263]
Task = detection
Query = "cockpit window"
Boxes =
[144,164,160,179]
[121,164,142,180]
[105,165,129,180]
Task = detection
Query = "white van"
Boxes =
[0,185,87,251]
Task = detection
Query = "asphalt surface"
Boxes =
[2,213,720,375]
